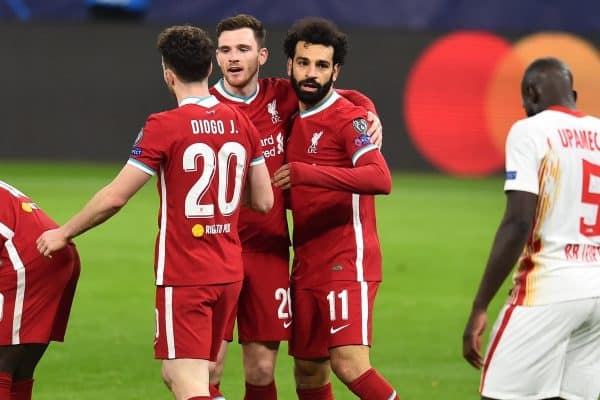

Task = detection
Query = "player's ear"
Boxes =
[287,58,292,77]
[258,47,269,66]
[332,64,341,82]
[525,83,538,105]
[164,68,175,87]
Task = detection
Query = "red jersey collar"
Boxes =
[547,105,586,118]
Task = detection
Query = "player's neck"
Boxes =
[174,81,211,105]
[221,75,259,98]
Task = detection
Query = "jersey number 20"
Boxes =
[183,142,246,218]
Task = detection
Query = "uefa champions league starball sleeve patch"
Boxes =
[131,128,144,156]
[352,118,371,148]
[133,128,144,146]
[352,118,368,135]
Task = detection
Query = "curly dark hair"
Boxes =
[217,14,267,48]
[283,17,348,66]
[157,25,214,82]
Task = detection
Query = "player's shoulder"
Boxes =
[0,184,12,201]
[0,180,26,198]
[300,93,365,126]
[258,77,295,102]
[509,108,592,134]
[506,109,576,147]
[578,113,600,127]
[504,117,541,151]
[259,77,291,92]
[330,96,368,123]
[144,106,180,125]
[508,111,550,136]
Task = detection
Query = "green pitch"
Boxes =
[1,161,510,399]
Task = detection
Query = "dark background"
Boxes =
[1,0,599,172]
[0,22,435,170]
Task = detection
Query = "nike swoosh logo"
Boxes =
[330,324,350,334]
[283,320,292,329]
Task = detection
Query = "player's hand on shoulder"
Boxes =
[462,307,487,369]
[36,228,69,257]
[272,163,293,190]
[366,111,382,148]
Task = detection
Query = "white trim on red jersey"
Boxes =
[179,95,220,108]
[212,79,260,104]
[0,221,14,241]
[352,144,379,166]
[165,286,175,359]
[360,281,369,345]
[156,168,168,285]
[0,222,26,345]
[352,194,365,282]
[127,158,156,176]
[299,91,341,119]
[249,155,266,166]
[0,181,26,197]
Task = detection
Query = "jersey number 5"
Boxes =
[580,159,600,236]
[183,142,247,218]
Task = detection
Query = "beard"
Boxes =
[223,60,260,89]
[290,73,334,108]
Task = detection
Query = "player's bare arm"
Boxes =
[36,165,152,256]
[462,190,537,369]
[246,161,274,213]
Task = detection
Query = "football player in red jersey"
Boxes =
[272,17,399,400]
[36,25,273,400]
[0,180,80,400]
[208,14,383,400]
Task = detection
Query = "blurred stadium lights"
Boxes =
[85,0,150,19]
[4,0,31,20]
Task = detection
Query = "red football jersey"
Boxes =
[128,96,264,286]
[211,78,297,253]
[286,92,384,287]
[0,180,58,268]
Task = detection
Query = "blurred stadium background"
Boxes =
[1,0,599,398]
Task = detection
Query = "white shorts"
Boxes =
[481,298,600,400]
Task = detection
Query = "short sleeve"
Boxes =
[341,114,379,166]
[127,115,166,175]
[504,122,540,194]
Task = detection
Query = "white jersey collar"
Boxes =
[299,91,340,118]
[179,95,219,108]
[213,79,260,104]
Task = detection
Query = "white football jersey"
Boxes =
[505,106,600,306]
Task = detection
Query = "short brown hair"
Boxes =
[216,14,266,48]
[157,25,214,82]
[283,17,348,66]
